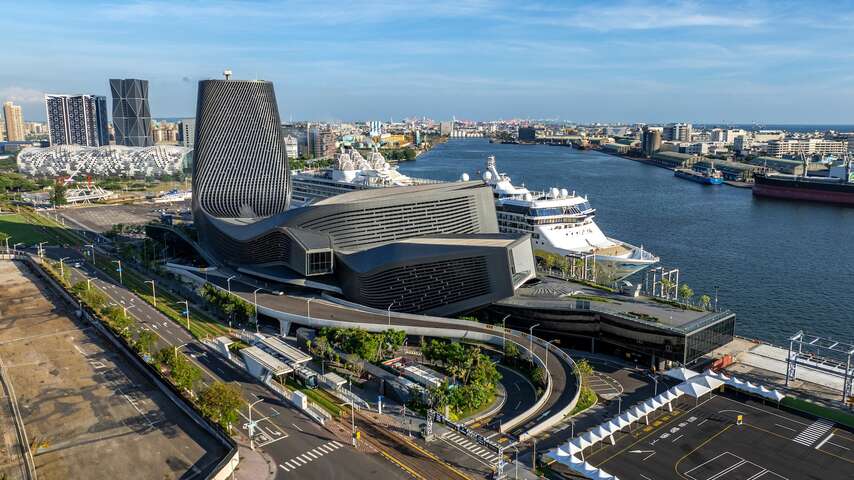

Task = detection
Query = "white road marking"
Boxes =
[815,433,834,450]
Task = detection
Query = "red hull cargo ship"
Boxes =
[753,169,854,206]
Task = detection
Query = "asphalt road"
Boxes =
[211,274,578,440]
[51,249,409,480]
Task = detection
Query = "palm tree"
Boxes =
[699,294,711,311]
[659,278,673,299]
[679,284,694,307]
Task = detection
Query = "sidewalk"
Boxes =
[233,439,277,480]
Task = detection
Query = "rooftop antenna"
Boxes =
[223,69,232,81]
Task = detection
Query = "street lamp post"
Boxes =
[305,297,313,320]
[648,373,659,396]
[545,339,559,372]
[112,260,123,285]
[37,242,47,258]
[145,280,156,307]
[247,399,264,450]
[85,277,93,291]
[3,236,9,254]
[514,446,519,480]
[501,314,510,352]
[177,300,190,330]
[253,288,262,332]
[528,323,540,365]
[349,376,357,447]
[387,302,394,327]
[226,275,236,294]
[59,257,69,277]
[714,285,719,312]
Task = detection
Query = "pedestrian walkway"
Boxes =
[278,440,345,473]
[792,419,834,447]
[440,431,502,464]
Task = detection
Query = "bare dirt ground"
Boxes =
[0,261,225,479]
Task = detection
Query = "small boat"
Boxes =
[674,164,724,185]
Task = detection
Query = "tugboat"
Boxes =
[674,162,724,185]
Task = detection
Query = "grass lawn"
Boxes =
[0,213,53,245]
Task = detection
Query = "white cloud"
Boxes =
[0,86,45,103]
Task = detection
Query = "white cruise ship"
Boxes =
[290,148,438,206]
[482,156,658,281]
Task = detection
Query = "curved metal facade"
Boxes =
[192,79,291,219]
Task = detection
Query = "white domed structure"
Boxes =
[483,170,493,182]
[460,172,470,182]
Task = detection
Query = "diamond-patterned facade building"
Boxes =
[110,78,154,147]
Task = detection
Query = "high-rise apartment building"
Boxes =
[283,135,298,159]
[179,119,195,147]
[440,121,454,136]
[110,78,154,147]
[45,94,108,146]
[310,126,336,158]
[3,101,25,142]
[663,123,692,142]
[642,127,662,157]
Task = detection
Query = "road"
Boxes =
[209,274,578,440]
[48,249,411,480]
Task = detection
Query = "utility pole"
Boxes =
[501,314,510,351]
[178,300,190,330]
[253,288,262,332]
[387,302,394,327]
[59,257,69,277]
[247,399,263,450]
[112,260,123,285]
[145,280,156,307]
[306,297,313,320]
[349,375,357,447]
[84,243,95,265]
[37,241,47,258]
[226,275,236,294]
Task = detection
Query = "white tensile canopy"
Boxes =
[677,381,712,398]
[689,375,725,390]
[603,420,622,435]
[664,367,699,381]
[581,430,602,445]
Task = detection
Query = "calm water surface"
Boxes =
[398,139,854,346]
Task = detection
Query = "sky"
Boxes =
[3,0,854,124]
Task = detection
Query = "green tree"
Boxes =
[699,294,712,311]
[134,329,158,355]
[198,381,244,431]
[574,358,594,378]
[678,283,694,306]
[531,367,547,388]
[659,278,673,299]
[51,183,67,207]
[503,342,520,361]
[170,353,202,393]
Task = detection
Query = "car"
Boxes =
[272,290,284,296]
[73,262,81,268]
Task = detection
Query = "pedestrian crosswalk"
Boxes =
[792,419,834,447]
[279,440,344,473]
[442,431,501,463]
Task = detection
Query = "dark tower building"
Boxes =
[94,95,110,146]
[110,78,154,147]
[192,76,291,219]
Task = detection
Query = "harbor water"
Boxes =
[398,138,854,346]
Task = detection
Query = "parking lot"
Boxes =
[0,261,226,479]
[583,392,853,480]
[59,201,189,233]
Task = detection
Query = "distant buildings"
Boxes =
[283,135,298,159]
[369,120,383,137]
[152,121,179,144]
[179,119,195,147]
[45,94,109,147]
[641,127,662,156]
[310,126,336,159]
[17,144,190,177]
[767,138,848,158]
[439,121,454,136]
[663,123,692,142]
[110,78,154,147]
[3,101,25,142]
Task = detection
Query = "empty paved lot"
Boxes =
[0,261,226,479]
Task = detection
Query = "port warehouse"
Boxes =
[647,151,830,181]
[486,299,736,369]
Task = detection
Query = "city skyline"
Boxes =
[2,0,854,124]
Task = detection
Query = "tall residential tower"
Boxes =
[2,101,25,142]
[44,94,109,146]
[110,78,154,147]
